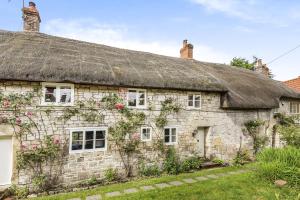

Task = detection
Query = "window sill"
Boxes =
[69,148,107,154]
[165,143,177,146]
[39,104,75,107]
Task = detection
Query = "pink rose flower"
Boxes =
[53,136,60,145]
[21,144,27,150]
[132,133,140,141]
[26,111,33,117]
[32,144,38,150]
[16,117,22,125]
[3,99,10,108]
[115,103,125,110]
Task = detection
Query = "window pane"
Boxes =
[85,131,94,140]
[164,128,170,143]
[45,87,56,102]
[195,100,201,108]
[96,131,105,139]
[128,90,137,107]
[142,128,150,140]
[172,135,176,143]
[139,91,145,106]
[60,86,71,103]
[188,95,193,101]
[72,141,83,150]
[188,100,194,107]
[85,131,94,150]
[171,128,177,142]
[72,131,83,140]
[95,140,105,148]
[85,140,94,150]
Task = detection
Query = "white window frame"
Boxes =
[187,94,202,109]
[127,89,147,109]
[164,126,178,145]
[141,127,152,142]
[68,127,108,153]
[41,82,75,106]
[290,102,300,114]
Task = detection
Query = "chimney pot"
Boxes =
[22,1,41,32]
[254,58,270,77]
[180,39,194,59]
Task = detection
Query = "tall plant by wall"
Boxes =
[244,120,268,154]
[0,92,68,192]
[102,94,146,177]
[274,113,300,148]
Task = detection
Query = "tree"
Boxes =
[230,57,254,70]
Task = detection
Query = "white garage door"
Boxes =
[0,137,13,185]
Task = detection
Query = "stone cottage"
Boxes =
[0,2,299,187]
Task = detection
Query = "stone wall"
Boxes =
[0,81,292,186]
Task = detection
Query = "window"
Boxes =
[42,83,74,106]
[290,102,300,114]
[141,127,152,141]
[164,127,177,145]
[70,128,107,152]
[187,94,201,109]
[127,89,146,108]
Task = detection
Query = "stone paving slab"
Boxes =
[169,181,184,186]
[182,178,197,183]
[155,183,171,189]
[140,185,155,191]
[237,170,248,173]
[106,191,121,197]
[206,174,219,179]
[86,195,101,200]
[216,173,228,177]
[195,176,209,181]
[228,171,239,175]
[124,188,139,194]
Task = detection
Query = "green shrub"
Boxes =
[163,147,181,175]
[212,158,225,165]
[233,150,251,166]
[139,163,162,177]
[86,176,98,185]
[180,157,202,172]
[9,184,29,199]
[256,147,300,187]
[104,168,118,182]
[278,125,300,148]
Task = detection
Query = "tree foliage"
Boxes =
[230,57,254,70]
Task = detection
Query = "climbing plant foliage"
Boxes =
[0,89,183,192]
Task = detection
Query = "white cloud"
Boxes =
[43,18,232,63]
[190,0,292,26]
[191,0,253,20]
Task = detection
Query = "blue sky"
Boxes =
[1,0,300,81]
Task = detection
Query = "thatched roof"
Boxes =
[0,30,299,109]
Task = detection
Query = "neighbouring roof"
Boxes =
[284,76,300,93]
[0,30,299,109]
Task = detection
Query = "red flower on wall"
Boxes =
[115,103,125,110]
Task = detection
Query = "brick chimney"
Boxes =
[22,1,41,32]
[180,39,194,59]
[254,59,270,77]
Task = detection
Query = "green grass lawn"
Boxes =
[32,166,300,200]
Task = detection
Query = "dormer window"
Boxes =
[187,94,201,109]
[41,83,74,106]
[127,89,147,108]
